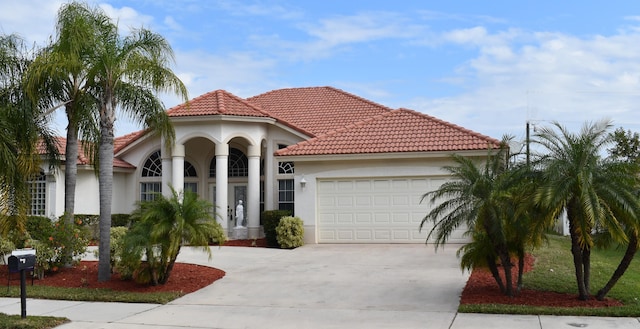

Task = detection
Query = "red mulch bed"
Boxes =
[459,254,623,308]
[2,239,265,293]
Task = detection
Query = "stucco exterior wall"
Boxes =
[293,156,455,243]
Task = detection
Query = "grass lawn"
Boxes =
[0,313,68,329]
[459,234,640,316]
[0,286,181,304]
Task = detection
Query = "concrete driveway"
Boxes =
[155,244,468,329]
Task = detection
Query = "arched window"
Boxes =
[141,150,162,201]
[209,148,248,177]
[28,171,46,216]
[229,148,248,177]
[184,160,198,193]
[142,150,162,177]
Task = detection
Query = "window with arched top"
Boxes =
[141,150,162,201]
[141,151,201,199]
[142,150,162,177]
[184,160,198,193]
[209,148,248,177]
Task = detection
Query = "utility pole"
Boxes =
[526,121,530,167]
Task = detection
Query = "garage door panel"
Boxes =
[373,195,390,206]
[392,195,410,206]
[374,213,390,223]
[356,213,372,223]
[392,212,410,223]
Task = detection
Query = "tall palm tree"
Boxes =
[26,1,105,229]
[124,187,225,285]
[534,120,638,300]
[0,34,59,235]
[85,18,187,281]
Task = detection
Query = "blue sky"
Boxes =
[3,1,640,145]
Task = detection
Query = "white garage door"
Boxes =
[317,177,466,243]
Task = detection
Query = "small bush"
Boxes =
[75,214,99,241]
[0,237,14,262]
[25,216,54,242]
[276,216,304,249]
[96,226,129,276]
[112,213,132,227]
[28,218,91,277]
[262,210,290,247]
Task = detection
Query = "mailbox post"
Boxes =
[8,250,36,319]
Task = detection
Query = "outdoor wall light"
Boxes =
[300,176,307,189]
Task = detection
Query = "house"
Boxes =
[33,86,500,244]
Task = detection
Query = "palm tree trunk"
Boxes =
[582,246,591,296]
[516,249,525,293]
[63,115,78,268]
[64,118,77,221]
[97,100,114,282]
[486,256,506,294]
[569,223,589,300]
[597,232,638,300]
[499,251,514,297]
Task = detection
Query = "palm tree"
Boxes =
[26,1,104,230]
[124,187,225,285]
[84,16,187,281]
[0,34,59,236]
[421,140,524,296]
[594,128,640,300]
[534,120,638,300]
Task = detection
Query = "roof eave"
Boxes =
[275,149,495,162]
[171,115,276,124]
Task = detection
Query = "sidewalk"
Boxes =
[0,245,638,329]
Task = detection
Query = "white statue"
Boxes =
[235,200,245,227]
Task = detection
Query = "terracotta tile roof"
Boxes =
[247,86,392,136]
[167,89,270,118]
[39,137,135,169]
[114,130,148,153]
[275,108,501,156]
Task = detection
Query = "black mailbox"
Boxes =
[8,254,36,272]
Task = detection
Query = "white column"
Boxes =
[172,144,185,196]
[161,142,172,197]
[264,141,274,209]
[247,145,261,238]
[215,143,229,233]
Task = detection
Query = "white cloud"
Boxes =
[0,0,63,44]
[256,11,424,61]
[409,25,640,140]
[162,50,278,104]
[99,3,155,31]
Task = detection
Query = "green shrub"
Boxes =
[275,216,304,249]
[0,237,14,263]
[111,213,132,227]
[25,216,54,242]
[74,214,99,241]
[95,226,129,276]
[28,218,91,276]
[262,210,290,247]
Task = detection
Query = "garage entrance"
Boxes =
[317,177,466,243]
